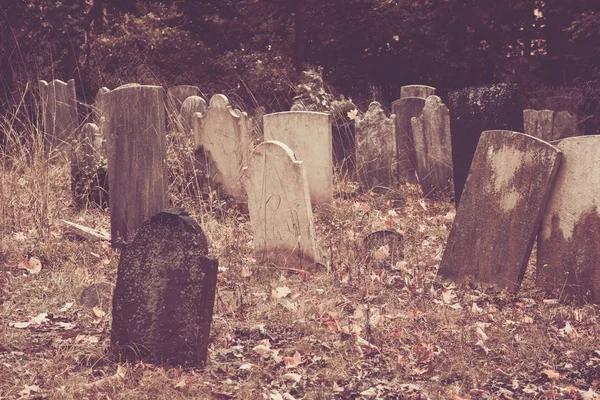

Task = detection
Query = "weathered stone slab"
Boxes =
[448,83,524,204]
[100,84,168,248]
[180,96,207,134]
[537,136,600,303]
[523,109,578,142]
[192,94,250,198]
[400,85,436,99]
[168,85,202,110]
[391,97,426,183]
[111,208,218,366]
[355,102,397,189]
[411,96,454,197]
[39,79,79,147]
[263,111,333,205]
[438,130,561,291]
[93,86,110,124]
[244,141,320,265]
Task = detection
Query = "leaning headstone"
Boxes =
[100,84,168,248]
[39,79,79,147]
[180,96,207,134]
[523,109,578,142]
[400,85,436,99]
[244,141,320,265]
[168,85,202,111]
[355,102,397,189]
[537,136,600,303]
[438,131,561,291]
[411,96,454,197]
[192,94,250,199]
[448,83,524,204]
[111,208,218,367]
[263,111,333,205]
[391,97,426,183]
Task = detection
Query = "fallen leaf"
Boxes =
[241,264,252,277]
[9,321,31,329]
[92,307,106,319]
[282,373,302,383]
[372,245,390,261]
[19,257,42,274]
[284,351,302,368]
[239,363,255,370]
[253,345,273,358]
[442,289,456,304]
[542,369,561,380]
[475,326,488,341]
[32,313,49,325]
[272,286,291,299]
[59,302,74,312]
[18,384,41,397]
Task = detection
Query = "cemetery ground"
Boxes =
[1,136,600,399]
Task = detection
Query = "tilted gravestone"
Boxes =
[100,84,168,248]
[244,141,320,266]
[39,79,79,147]
[411,96,454,198]
[523,109,578,142]
[537,136,600,303]
[438,131,561,291]
[111,208,218,366]
[391,97,426,183]
[448,83,524,204]
[180,96,207,134]
[263,111,333,205]
[400,85,436,99]
[355,102,397,189]
[192,94,250,199]
[168,85,202,111]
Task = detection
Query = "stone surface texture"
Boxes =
[111,208,218,367]
[411,96,454,197]
[392,97,426,183]
[180,96,207,133]
[192,94,250,198]
[537,136,600,303]
[355,102,397,189]
[244,141,320,265]
[523,109,578,142]
[438,130,561,291]
[101,84,168,247]
[263,111,333,205]
[39,79,79,147]
[400,85,436,99]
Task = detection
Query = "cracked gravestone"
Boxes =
[39,79,79,147]
[438,130,561,291]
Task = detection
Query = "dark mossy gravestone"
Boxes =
[111,208,218,367]
[448,83,524,204]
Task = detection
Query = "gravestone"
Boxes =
[400,85,436,99]
[192,94,250,198]
[523,109,578,142]
[290,103,305,111]
[537,136,600,303]
[39,79,79,147]
[93,87,110,125]
[168,85,202,110]
[411,96,454,197]
[391,97,426,183]
[100,84,168,248]
[263,111,333,205]
[438,131,561,291]
[251,106,266,143]
[180,96,207,134]
[244,141,320,265]
[111,208,218,366]
[448,83,524,204]
[355,102,397,189]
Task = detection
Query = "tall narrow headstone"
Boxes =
[192,94,250,198]
[93,86,110,124]
[244,141,320,265]
[391,97,426,183]
[100,84,168,248]
[168,85,202,111]
[39,79,79,147]
[537,136,600,303]
[523,109,578,142]
[263,111,333,205]
[438,131,561,291]
[111,208,218,366]
[448,83,524,204]
[400,85,436,99]
[355,102,397,189]
[411,96,453,197]
[180,96,207,134]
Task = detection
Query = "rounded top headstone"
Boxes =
[290,103,306,111]
[209,94,229,109]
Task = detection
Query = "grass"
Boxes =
[1,90,600,400]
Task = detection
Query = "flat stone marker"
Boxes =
[523,109,578,142]
[193,94,250,199]
[411,96,454,197]
[244,141,320,266]
[39,79,79,147]
[448,83,524,204]
[355,102,397,189]
[392,97,426,183]
[438,130,561,291]
[537,136,600,303]
[180,96,207,134]
[168,85,202,110]
[100,84,168,248]
[263,111,333,205]
[400,85,436,99]
[111,208,218,366]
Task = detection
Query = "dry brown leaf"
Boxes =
[542,369,561,380]
[283,351,302,368]
[272,286,291,299]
